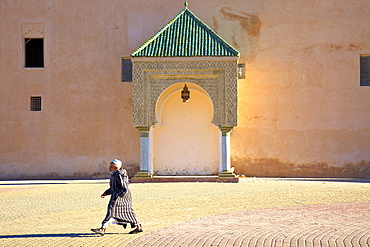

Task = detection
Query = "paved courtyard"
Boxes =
[0,178,369,246]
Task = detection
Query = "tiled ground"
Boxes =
[0,178,369,246]
[127,202,369,247]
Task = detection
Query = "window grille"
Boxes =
[122,58,132,82]
[238,63,245,79]
[30,96,42,111]
[360,55,370,86]
[25,38,44,67]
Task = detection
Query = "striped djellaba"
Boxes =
[101,169,140,228]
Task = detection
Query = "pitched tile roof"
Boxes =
[131,4,239,57]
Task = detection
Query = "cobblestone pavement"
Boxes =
[127,202,369,247]
[0,178,369,247]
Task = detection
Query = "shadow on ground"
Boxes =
[282,178,370,183]
[0,233,123,238]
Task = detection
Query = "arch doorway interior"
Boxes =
[152,83,219,175]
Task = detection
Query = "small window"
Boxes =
[25,38,44,67]
[238,63,245,79]
[360,55,370,86]
[122,58,132,82]
[30,96,42,111]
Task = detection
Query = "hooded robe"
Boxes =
[101,169,139,228]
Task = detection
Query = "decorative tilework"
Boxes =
[132,60,238,127]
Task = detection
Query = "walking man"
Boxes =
[91,159,143,235]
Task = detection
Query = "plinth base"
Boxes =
[134,171,153,178]
[130,176,239,183]
[218,171,237,177]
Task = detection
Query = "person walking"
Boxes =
[91,159,143,236]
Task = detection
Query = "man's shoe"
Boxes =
[91,228,105,236]
[129,228,143,234]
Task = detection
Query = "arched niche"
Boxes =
[152,82,219,175]
[132,58,238,178]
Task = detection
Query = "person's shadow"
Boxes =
[0,233,122,238]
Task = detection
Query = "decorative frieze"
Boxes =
[132,60,238,127]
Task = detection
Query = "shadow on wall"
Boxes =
[0,162,140,180]
[232,157,370,179]
[89,163,140,179]
[123,163,140,178]
[213,6,262,61]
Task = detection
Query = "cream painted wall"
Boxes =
[152,84,219,175]
[0,0,369,178]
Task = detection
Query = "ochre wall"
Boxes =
[0,0,369,178]
[218,1,370,177]
[0,0,140,179]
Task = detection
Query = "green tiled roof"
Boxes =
[131,5,239,57]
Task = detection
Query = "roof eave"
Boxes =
[131,56,240,62]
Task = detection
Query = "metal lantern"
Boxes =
[181,84,190,102]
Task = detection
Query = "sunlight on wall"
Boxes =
[153,83,219,175]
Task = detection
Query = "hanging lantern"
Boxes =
[181,83,190,102]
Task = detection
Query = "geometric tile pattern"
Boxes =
[132,60,238,127]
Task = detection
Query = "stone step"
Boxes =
[130,176,239,183]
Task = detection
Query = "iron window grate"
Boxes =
[360,55,370,86]
[122,58,132,82]
[238,63,245,79]
[30,96,42,111]
[25,38,44,68]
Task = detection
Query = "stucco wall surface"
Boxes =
[0,0,140,179]
[0,0,369,178]
[219,0,370,177]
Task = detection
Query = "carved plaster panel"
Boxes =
[149,77,221,126]
[22,23,45,38]
[132,60,237,127]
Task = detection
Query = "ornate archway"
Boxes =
[130,4,239,178]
